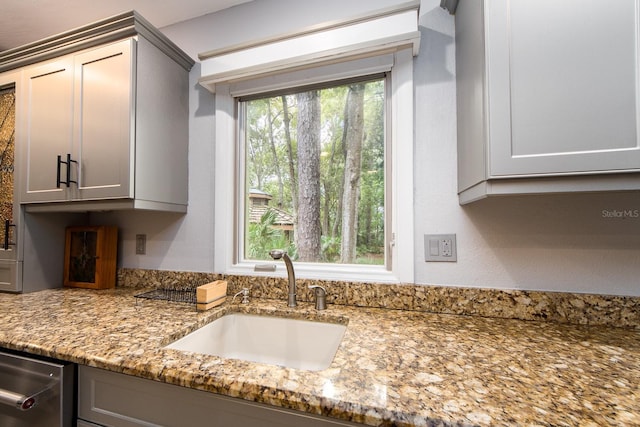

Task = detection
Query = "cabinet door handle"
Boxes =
[3,220,16,250]
[66,153,77,186]
[56,154,78,188]
[56,155,62,188]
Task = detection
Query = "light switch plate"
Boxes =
[424,234,457,262]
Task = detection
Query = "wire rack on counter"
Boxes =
[134,288,197,304]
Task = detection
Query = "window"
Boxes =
[240,76,386,266]
[205,3,419,283]
[214,50,414,283]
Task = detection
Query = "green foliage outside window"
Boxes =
[244,78,385,265]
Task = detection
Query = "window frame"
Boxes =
[214,49,414,283]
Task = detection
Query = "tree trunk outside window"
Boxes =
[340,83,365,263]
[295,91,321,261]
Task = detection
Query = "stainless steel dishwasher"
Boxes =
[0,350,75,427]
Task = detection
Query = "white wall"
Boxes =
[98,0,640,296]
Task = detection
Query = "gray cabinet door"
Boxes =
[487,0,640,177]
[78,365,363,427]
[73,39,134,201]
[21,58,73,202]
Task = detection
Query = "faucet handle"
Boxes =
[308,285,327,310]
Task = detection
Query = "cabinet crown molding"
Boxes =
[0,10,194,73]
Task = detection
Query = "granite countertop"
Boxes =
[0,288,638,426]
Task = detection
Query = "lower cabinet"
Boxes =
[78,366,362,427]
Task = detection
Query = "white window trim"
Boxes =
[198,1,420,93]
[213,49,414,284]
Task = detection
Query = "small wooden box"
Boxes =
[196,280,227,311]
[64,226,118,289]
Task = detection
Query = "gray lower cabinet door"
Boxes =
[78,365,362,427]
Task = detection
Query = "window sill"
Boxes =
[226,262,401,284]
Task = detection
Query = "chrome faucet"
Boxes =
[269,249,297,307]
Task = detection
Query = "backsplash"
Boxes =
[117,268,640,329]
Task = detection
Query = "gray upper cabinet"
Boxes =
[2,12,194,212]
[22,41,132,204]
[454,0,640,203]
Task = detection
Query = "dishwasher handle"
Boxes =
[0,381,55,411]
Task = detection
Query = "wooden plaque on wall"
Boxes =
[64,226,118,289]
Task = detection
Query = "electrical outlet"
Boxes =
[135,234,146,255]
[424,234,457,262]
[441,238,452,257]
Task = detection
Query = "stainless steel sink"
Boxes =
[165,313,347,371]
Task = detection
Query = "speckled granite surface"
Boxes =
[117,268,640,328]
[0,287,638,426]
